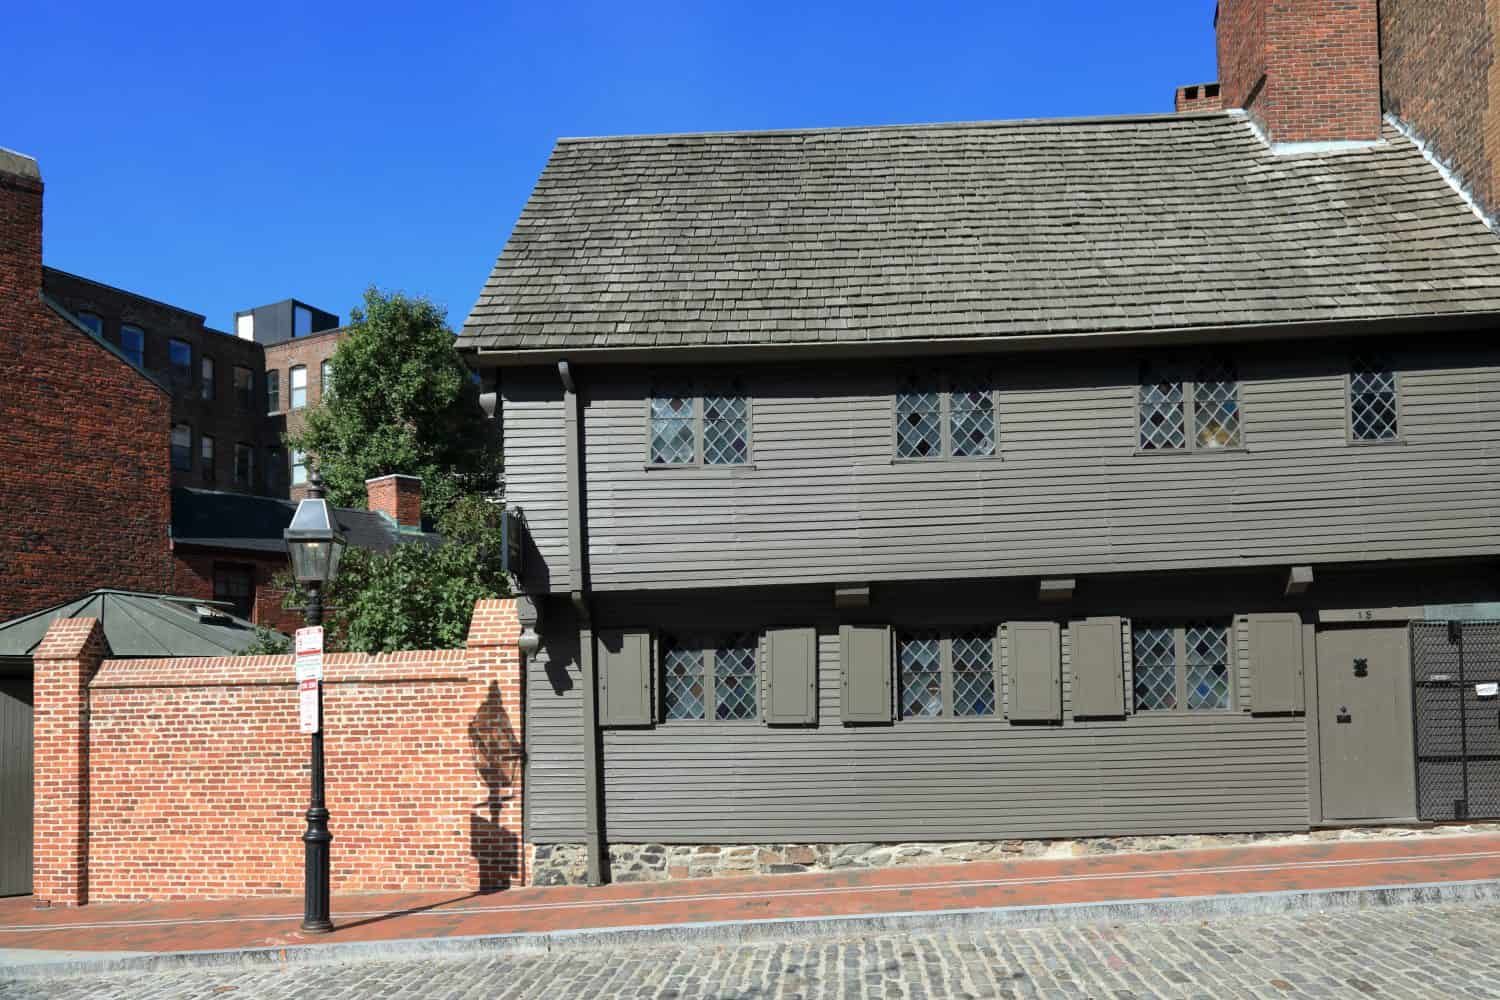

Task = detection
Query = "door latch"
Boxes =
[1353,657,1369,678]
[1336,706,1352,723]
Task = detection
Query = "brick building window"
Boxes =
[171,423,192,470]
[291,449,308,486]
[234,367,254,412]
[290,366,308,410]
[120,325,145,368]
[321,359,333,397]
[234,443,254,488]
[266,370,280,413]
[77,312,102,335]
[267,448,284,492]
[1132,622,1232,712]
[200,435,215,482]
[213,564,255,620]
[201,356,215,400]
[898,630,996,719]
[168,338,192,389]
[662,634,758,721]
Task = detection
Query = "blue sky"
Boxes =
[5,1,1217,333]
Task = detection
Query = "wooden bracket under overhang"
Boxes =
[1285,565,1314,596]
[1039,577,1076,602]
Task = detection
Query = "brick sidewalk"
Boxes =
[3,832,1499,959]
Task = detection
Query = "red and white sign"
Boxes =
[295,626,324,734]
[298,677,320,734]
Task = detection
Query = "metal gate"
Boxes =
[1411,621,1500,821]
[0,676,32,896]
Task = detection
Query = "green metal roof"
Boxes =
[0,590,274,673]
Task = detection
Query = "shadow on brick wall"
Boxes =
[469,680,522,891]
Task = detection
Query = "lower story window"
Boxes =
[898,630,996,719]
[171,424,192,470]
[234,443,254,488]
[213,563,255,620]
[1132,622,1232,712]
[662,634,758,721]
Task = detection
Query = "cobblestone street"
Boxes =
[5,902,1500,1000]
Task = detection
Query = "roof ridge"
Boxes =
[555,110,1242,145]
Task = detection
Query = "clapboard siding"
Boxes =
[523,586,1316,844]
[501,338,1500,595]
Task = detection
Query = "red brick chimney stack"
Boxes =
[1215,0,1381,145]
[366,474,423,529]
[0,148,44,308]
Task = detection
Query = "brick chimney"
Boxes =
[1176,83,1224,114]
[1215,0,1380,145]
[0,148,43,308]
[366,474,422,529]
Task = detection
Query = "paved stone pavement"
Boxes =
[4,902,1500,999]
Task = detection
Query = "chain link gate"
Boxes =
[1411,621,1500,821]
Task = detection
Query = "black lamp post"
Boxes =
[284,471,346,934]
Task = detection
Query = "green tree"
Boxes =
[288,287,501,521]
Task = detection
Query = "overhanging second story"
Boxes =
[457,112,1500,596]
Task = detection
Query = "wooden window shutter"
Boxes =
[764,627,818,725]
[1070,617,1125,718]
[1006,621,1061,722]
[596,629,654,726]
[1245,613,1305,714]
[839,625,892,723]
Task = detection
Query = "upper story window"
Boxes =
[662,634,758,721]
[320,359,333,397]
[898,631,996,719]
[234,366,255,412]
[290,365,308,410]
[167,338,192,390]
[171,423,192,470]
[266,370,281,413]
[76,312,102,336]
[120,325,145,368]
[294,305,313,338]
[895,379,997,460]
[1138,359,1241,451]
[200,435,215,482]
[234,442,255,488]
[200,356,215,400]
[291,449,308,486]
[213,563,254,620]
[1132,622,1232,712]
[648,384,750,467]
[1350,354,1398,441]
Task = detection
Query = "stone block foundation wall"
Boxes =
[31,600,524,905]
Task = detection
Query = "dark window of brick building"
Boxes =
[201,435,215,482]
[168,338,192,390]
[234,366,254,412]
[213,564,255,620]
[171,423,192,470]
[234,442,254,487]
[121,325,145,368]
[201,356,215,400]
[77,312,102,336]
[266,370,280,413]
[268,448,284,492]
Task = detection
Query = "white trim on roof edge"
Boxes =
[1230,110,1384,157]
[1387,112,1500,236]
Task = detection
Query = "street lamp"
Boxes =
[284,471,346,934]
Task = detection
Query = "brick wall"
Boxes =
[366,474,422,528]
[0,156,173,622]
[1381,0,1499,219]
[170,546,302,634]
[31,599,525,904]
[1175,83,1224,113]
[1217,0,1381,144]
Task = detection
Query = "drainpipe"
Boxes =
[559,360,606,885]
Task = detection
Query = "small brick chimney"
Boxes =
[1215,0,1380,145]
[366,474,422,529]
[1176,83,1224,114]
[0,148,44,307]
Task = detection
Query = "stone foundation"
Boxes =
[528,823,1500,886]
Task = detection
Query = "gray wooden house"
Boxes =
[457,110,1500,884]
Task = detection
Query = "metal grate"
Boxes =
[1138,380,1186,450]
[1133,625,1177,710]
[1350,357,1398,441]
[899,633,943,717]
[703,396,749,465]
[663,645,706,720]
[949,389,996,458]
[1194,361,1242,449]
[896,391,943,458]
[1412,621,1500,821]
[650,395,696,464]
[951,631,996,716]
[714,638,758,720]
[1185,623,1231,710]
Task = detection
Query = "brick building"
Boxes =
[261,325,348,500]
[0,149,172,623]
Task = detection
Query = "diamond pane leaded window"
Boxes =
[1185,623,1231,710]
[951,631,996,717]
[899,633,943,718]
[663,645,706,720]
[950,388,996,458]
[1194,361,1241,449]
[896,391,943,459]
[1350,356,1398,441]
[714,637,758,720]
[1139,379,1186,450]
[703,395,749,465]
[1132,625,1177,711]
[650,395,696,465]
